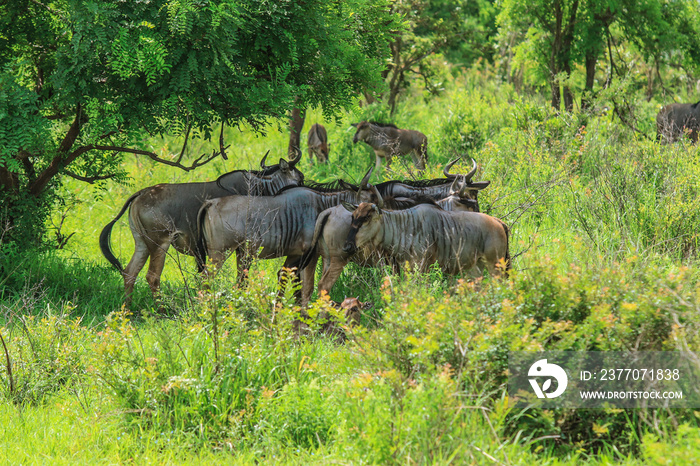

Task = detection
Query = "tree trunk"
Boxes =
[287,106,306,157]
[551,80,562,111]
[582,53,597,110]
[387,38,403,116]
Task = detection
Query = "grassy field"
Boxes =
[2,69,700,464]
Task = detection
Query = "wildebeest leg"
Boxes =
[317,257,349,298]
[122,234,151,309]
[300,252,320,306]
[374,152,383,172]
[145,241,169,308]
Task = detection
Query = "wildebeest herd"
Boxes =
[100,121,508,313]
[102,103,696,312]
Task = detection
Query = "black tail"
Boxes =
[196,200,212,273]
[298,209,332,271]
[99,191,144,273]
[501,220,511,276]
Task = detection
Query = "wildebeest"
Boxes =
[99,152,304,307]
[303,201,509,299]
[656,101,700,143]
[297,180,483,303]
[352,121,428,171]
[375,158,490,210]
[196,168,381,302]
[393,176,480,212]
[307,123,330,163]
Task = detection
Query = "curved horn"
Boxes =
[443,157,461,179]
[359,166,373,190]
[259,150,270,169]
[370,185,384,209]
[289,146,302,167]
[464,157,477,184]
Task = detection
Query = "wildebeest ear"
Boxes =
[350,123,358,128]
[279,158,290,171]
[341,201,357,213]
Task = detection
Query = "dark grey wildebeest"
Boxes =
[99,152,304,307]
[352,121,428,171]
[196,168,381,303]
[656,100,700,143]
[301,201,509,299]
[307,123,330,163]
[375,158,490,210]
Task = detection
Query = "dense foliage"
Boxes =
[2,0,700,463]
[0,0,397,256]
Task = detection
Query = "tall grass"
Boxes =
[1,65,700,463]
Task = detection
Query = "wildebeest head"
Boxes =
[452,157,490,210]
[259,147,305,184]
[337,297,373,326]
[351,121,371,144]
[447,176,480,212]
[354,166,386,207]
[341,201,382,255]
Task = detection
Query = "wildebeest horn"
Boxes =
[443,157,461,178]
[464,158,477,184]
[260,150,270,169]
[359,166,373,190]
[370,185,384,209]
[289,146,302,167]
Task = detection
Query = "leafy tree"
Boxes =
[0,0,397,255]
[370,0,497,114]
[497,0,700,111]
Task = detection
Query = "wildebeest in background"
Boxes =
[196,167,382,304]
[303,201,510,299]
[656,100,700,143]
[307,123,330,163]
[99,151,304,307]
[351,121,428,171]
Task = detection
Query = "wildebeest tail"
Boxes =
[195,200,212,273]
[99,191,144,273]
[500,219,511,275]
[298,209,332,271]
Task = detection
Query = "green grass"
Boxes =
[2,67,700,464]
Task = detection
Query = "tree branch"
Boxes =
[90,145,223,171]
[63,170,117,183]
[29,105,84,195]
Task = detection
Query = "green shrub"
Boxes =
[0,307,89,405]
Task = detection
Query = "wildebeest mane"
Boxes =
[301,179,360,192]
[368,121,398,129]
[273,179,358,196]
[376,177,453,189]
[215,164,305,193]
